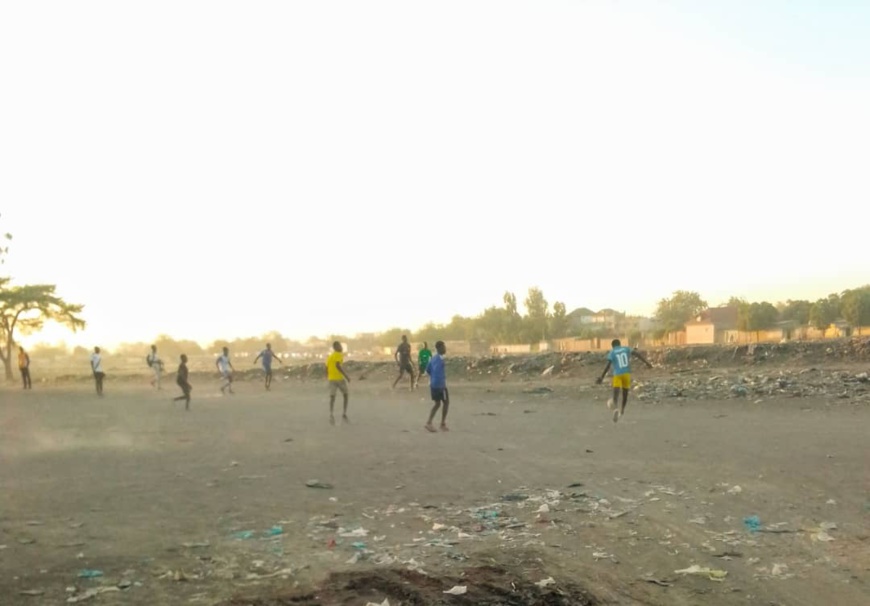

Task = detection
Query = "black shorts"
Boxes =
[399,361,414,375]
[430,387,449,403]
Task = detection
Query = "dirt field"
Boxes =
[1,365,868,605]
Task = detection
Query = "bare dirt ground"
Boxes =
[1,363,868,605]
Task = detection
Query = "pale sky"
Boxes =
[2,1,868,348]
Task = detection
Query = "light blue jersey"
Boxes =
[607,346,633,376]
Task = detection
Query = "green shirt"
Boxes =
[418,348,432,368]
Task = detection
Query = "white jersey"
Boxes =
[217,355,231,374]
[91,353,103,373]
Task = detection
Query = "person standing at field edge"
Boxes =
[326,341,351,425]
[18,346,32,389]
[147,344,164,390]
[91,346,105,396]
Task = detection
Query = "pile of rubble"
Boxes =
[633,369,870,403]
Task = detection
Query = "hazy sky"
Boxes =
[2,1,868,347]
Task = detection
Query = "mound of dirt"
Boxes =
[222,566,597,606]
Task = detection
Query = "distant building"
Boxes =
[685,306,739,344]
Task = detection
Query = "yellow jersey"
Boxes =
[326,351,345,381]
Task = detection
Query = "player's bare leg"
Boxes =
[329,394,336,425]
[392,369,404,390]
[341,391,350,423]
[426,401,441,432]
[440,398,450,431]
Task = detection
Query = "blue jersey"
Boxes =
[426,354,446,388]
[259,349,275,368]
[607,346,633,376]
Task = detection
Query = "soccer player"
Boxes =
[424,341,450,432]
[596,339,652,423]
[215,346,235,395]
[91,346,105,396]
[253,343,283,390]
[326,341,351,425]
[391,335,416,391]
[147,344,164,390]
[173,354,192,410]
[415,341,432,389]
[18,346,32,389]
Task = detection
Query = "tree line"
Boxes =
[653,287,870,336]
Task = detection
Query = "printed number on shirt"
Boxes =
[616,352,629,367]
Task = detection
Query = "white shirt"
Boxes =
[217,355,230,374]
[91,353,103,373]
[148,352,162,368]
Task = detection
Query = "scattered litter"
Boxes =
[542,365,555,376]
[743,515,762,533]
[67,587,120,603]
[443,585,468,595]
[641,576,673,587]
[264,526,283,537]
[365,600,390,606]
[233,531,255,540]
[593,551,618,563]
[771,563,791,578]
[306,480,334,489]
[346,552,361,564]
[351,542,367,550]
[689,516,707,525]
[675,565,728,581]
[826,499,837,505]
[727,485,743,495]
[536,504,550,514]
[567,482,584,488]
[432,523,447,531]
[812,527,836,542]
[340,528,369,538]
[181,541,210,548]
[501,493,529,502]
[535,577,556,587]
[77,570,103,579]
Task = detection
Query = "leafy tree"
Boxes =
[655,290,708,333]
[549,301,569,339]
[779,299,812,325]
[841,287,870,333]
[809,295,840,330]
[0,279,85,379]
[523,287,549,341]
[476,306,512,343]
[502,291,522,342]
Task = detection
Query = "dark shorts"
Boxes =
[398,361,414,375]
[263,364,272,374]
[431,387,449,403]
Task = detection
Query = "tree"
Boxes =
[654,290,708,333]
[377,327,412,348]
[477,306,511,343]
[0,279,85,379]
[779,299,812,325]
[549,301,569,339]
[809,295,840,330]
[841,287,870,334]
[502,291,522,342]
[523,287,549,342]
